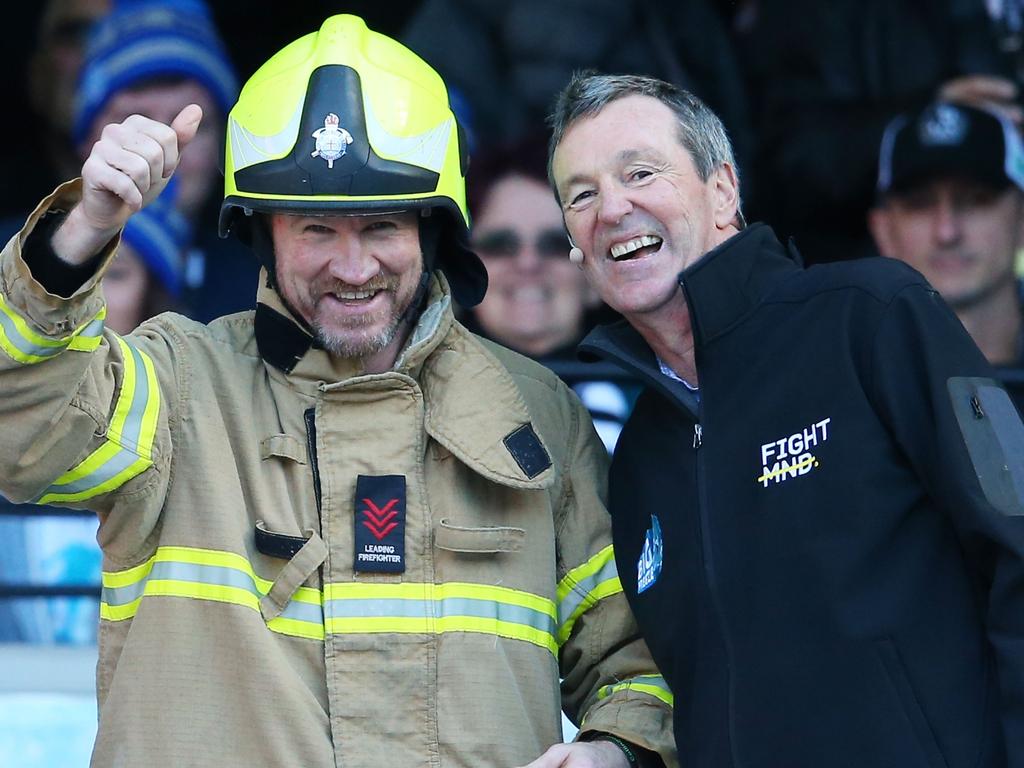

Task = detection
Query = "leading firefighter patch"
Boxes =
[354,475,406,573]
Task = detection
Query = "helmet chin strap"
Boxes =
[250,214,320,340]
[397,270,432,330]
[395,212,443,327]
[250,214,281,290]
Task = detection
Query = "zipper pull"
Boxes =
[970,394,985,420]
[693,423,703,449]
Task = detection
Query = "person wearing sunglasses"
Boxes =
[467,131,632,452]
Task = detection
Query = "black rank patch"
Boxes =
[503,423,552,479]
[354,475,407,573]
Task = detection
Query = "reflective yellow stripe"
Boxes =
[0,293,105,364]
[266,616,325,641]
[101,547,557,651]
[326,615,556,652]
[35,336,160,503]
[324,581,558,655]
[101,556,155,589]
[101,546,326,641]
[324,580,555,614]
[146,546,321,605]
[556,545,623,645]
[143,579,261,610]
[597,674,674,707]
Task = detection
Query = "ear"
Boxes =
[711,162,740,230]
[867,206,897,258]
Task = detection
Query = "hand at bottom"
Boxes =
[516,740,630,768]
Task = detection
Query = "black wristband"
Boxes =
[583,733,638,767]
[24,209,106,298]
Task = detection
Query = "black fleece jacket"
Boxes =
[581,223,1024,768]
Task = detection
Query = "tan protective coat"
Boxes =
[0,183,676,768]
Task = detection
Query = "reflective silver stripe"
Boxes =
[364,97,452,173]
[67,316,105,350]
[102,560,323,626]
[38,447,140,498]
[35,340,154,501]
[557,556,619,628]
[229,102,304,171]
[0,300,104,362]
[102,561,254,606]
[325,596,557,635]
[0,304,63,359]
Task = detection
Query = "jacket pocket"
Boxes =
[435,518,525,553]
[946,376,1024,516]
[875,638,950,768]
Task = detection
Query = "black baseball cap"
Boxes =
[876,102,1024,196]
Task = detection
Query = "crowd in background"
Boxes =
[1,0,1023,762]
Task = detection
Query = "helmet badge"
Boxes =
[311,112,354,168]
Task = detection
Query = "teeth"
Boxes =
[334,289,378,300]
[610,235,662,260]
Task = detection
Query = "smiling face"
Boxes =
[271,211,424,364]
[869,178,1024,309]
[472,174,592,355]
[551,94,739,325]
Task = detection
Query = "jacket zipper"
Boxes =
[680,267,737,765]
[304,407,323,514]
[693,409,738,766]
[970,394,985,419]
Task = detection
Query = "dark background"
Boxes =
[0,1,422,209]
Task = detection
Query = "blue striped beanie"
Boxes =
[73,0,237,144]
[120,183,192,297]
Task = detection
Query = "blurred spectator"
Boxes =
[0,0,110,226]
[744,0,1019,265]
[401,0,753,172]
[868,101,1024,408]
[104,187,190,333]
[73,0,257,322]
[30,0,112,197]
[466,132,633,451]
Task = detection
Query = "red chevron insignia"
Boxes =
[362,498,400,540]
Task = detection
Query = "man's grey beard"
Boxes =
[313,315,403,359]
[308,268,427,360]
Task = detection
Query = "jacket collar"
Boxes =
[679,223,800,347]
[578,224,798,417]
[255,269,365,385]
[578,319,700,418]
[420,325,555,489]
[255,270,553,489]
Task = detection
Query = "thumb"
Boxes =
[171,103,204,153]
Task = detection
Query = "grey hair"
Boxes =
[547,71,744,222]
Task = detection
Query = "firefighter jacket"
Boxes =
[0,183,676,768]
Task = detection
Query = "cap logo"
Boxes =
[919,104,968,147]
[311,112,354,168]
